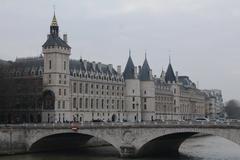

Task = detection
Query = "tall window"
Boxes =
[91,99,94,109]
[58,101,61,109]
[64,61,66,70]
[73,98,76,108]
[96,99,99,109]
[85,84,88,94]
[85,98,88,108]
[101,99,104,109]
[59,89,61,95]
[79,83,82,93]
[73,83,77,93]
[49,60,52,70]
[62,101,65,109]
[79,98,82,108]
[117,100,119,109]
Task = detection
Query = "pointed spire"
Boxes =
[169,55,171,64]
[165,61,176,83]
[139,52,151,81]
[129,48,131,57]
[123,51,135,79]
[51,12,58,27]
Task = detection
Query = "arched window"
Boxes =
[42,90,55,110]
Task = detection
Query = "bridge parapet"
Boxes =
[0,121,240,157]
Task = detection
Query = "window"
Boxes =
[102,99,104,109]
[144,98,147,103]
[73,83,77,93]
[132,90,135,93]
[79,83,82,93]
[64,89,66,96]
[174,88,176,94]
[117,100,119,109]
[64,61,66,70]
[132,97,135,102]
[96,99,99,109]
[58,101,61,109]
[91,99,94,109]
[73,98,76,108]
[49,60,52,70]
[85,98,88,108]
[144,104,147,110]
[122,100,124,109]
[59,89,61,95]
[62,101,65,109]
[144,90,146,94]
[132,104,135,109]
[79,98,82,108]
[85,84,88,94]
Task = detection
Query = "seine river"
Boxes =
[1,136,240,160]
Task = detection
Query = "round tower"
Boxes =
[123,52,141,122]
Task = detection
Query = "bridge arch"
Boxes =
[26,129,121,155]
[135,128,240,157]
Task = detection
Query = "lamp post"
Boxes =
[136,103,139,122]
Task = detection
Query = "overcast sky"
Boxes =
[0,0,240,101]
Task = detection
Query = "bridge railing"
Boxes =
[0,120,239,129]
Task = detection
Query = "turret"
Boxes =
[123,50,141,122]
[139,54,155,121]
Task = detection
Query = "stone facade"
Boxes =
[0,14,220,123]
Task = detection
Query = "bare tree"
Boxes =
[225,100,240,119]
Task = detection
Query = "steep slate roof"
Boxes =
[42,34,70,49]
[165,63,176,83]
[69,59,118,76]
[139,58,151,81]
[178,76,196,88]
[42,13,70,49]
[123,56,135,79]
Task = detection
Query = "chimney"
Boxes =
[83,60,87,70]
[176,71,179,82]
[108,64,113,73]
[149,69,153,80]
[117,65,121,75]
[134,66,138,79]
[92,61,96,71]
[63,34,68,43]
[98,62,102,71]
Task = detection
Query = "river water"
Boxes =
[1,136,240,160]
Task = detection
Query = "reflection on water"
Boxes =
[1,136,240,160]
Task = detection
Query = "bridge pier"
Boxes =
[120,145,136,158]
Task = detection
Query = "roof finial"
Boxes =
[129,48,131,57]
[145,50,147,59]
[168,49,172,64]
[53,5,56,15]
[51,5,58,26]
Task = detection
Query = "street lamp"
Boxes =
[136,103,139,122]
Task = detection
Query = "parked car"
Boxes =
[194,117,209,122]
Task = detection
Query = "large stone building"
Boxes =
[0,14,216,123]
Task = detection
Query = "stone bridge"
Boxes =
[0,121,240,157]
